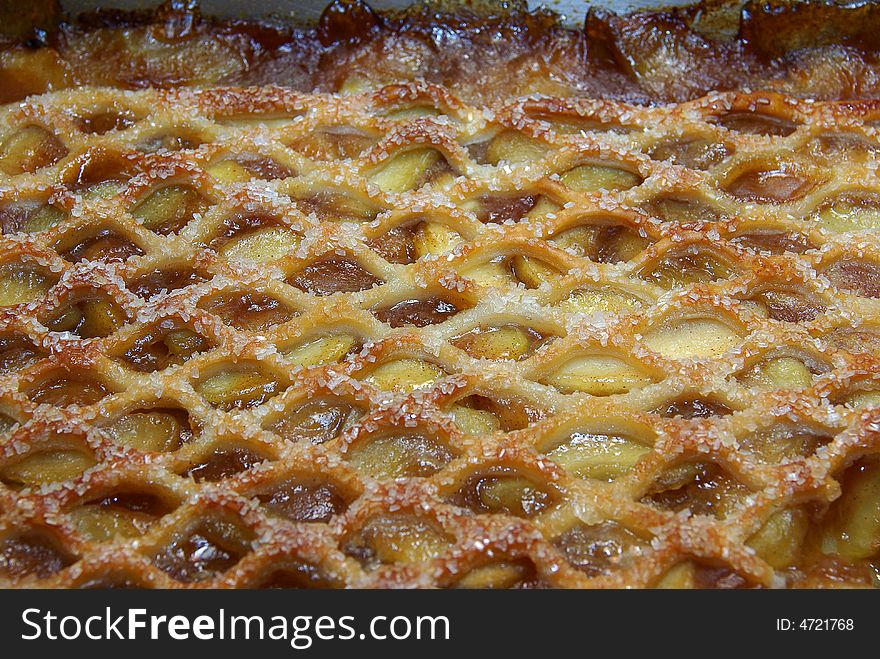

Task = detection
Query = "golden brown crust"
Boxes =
[0,82,878,588]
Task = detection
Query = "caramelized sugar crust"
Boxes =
[3,0,880,105]
[0,1,879,590]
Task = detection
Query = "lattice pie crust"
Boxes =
[1,82,879,588]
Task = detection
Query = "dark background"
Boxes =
[0,589,870,657]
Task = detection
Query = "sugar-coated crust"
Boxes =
[0,82,879,588]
